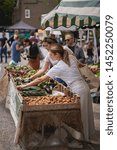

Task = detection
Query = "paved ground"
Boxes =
[0,96,100,150]
[0,58,100,150]
[0,99,21,150]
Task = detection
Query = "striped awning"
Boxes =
[41,0,100,29]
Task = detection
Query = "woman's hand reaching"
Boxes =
[17,84,27,90]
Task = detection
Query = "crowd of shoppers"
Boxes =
[16,32,96,142]
[0,30,99,142]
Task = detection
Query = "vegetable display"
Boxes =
[23,96,75,105]
[5,64,79,107]
[88,64,100,78]
[5,65,37,78]
[19,81,57,96]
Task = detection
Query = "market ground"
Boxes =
[0,57,100,150]
[0,97,100,150]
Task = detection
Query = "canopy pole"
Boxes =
[78,29,81,47]
[92,28,99,64]
[86,28,89,42]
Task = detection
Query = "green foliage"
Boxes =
[3,0,16,11]
[0,0,16,26]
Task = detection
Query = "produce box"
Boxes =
[6,76,83,149]
[21,84,80,112]
[5,64,37,78]
[9,75,80,120]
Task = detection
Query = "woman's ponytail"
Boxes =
[63,49,70,66]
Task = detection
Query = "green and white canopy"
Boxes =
[41,0,100,29]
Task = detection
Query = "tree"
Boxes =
[0,0,16,26]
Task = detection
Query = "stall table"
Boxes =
[6,77,83,149]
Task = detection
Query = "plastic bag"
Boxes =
[79,65,100,90]
[0,65,5,79]
[0,67,9,102]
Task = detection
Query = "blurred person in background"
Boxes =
[9,35,23,65]
[7,30,19,57]
[0,41,1,62]
[64,32,85,64]
[49,33,58,43]
[24,38,40,70]
[86,40,94,64]
[22,38,31,59]
[0,31,8,63]
[29,31,35,39]
[83,41,88,59]
[29,37,58,79]
[8,30,19,46]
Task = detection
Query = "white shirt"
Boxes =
[39,47,48,58]
[46,54,84,92]
[46,54,95,141]
[44,53,59,66]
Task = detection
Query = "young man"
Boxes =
[10,35,23,65]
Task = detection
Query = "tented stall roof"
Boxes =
[41,0,100,29]
[7,20,36,31]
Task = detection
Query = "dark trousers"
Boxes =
[0,48,7,63]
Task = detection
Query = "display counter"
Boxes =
[6,76,83,149]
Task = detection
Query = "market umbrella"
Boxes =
[41,0,100,29]
[45,25,77,31]
[7,20,36,31]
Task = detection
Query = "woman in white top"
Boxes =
[17,44,95,141]
[30,37,58,80]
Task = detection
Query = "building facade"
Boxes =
[12,0,60,29]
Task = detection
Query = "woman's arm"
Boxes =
[17,74,49,89]
[16,43,23,51]
[30,62,50,80]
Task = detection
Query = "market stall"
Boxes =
[41,0,100,29]
[5,65,83,149]
[7,20,36,31]
[79,64,100,103]
[41,0,100,63]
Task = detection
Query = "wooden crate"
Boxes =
[8,77,83,149]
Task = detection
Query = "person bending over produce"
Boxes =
[29,37,83,85]
[17,43,95,142]
[29,37,58,80]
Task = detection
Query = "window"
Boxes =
[25,9,30,18]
